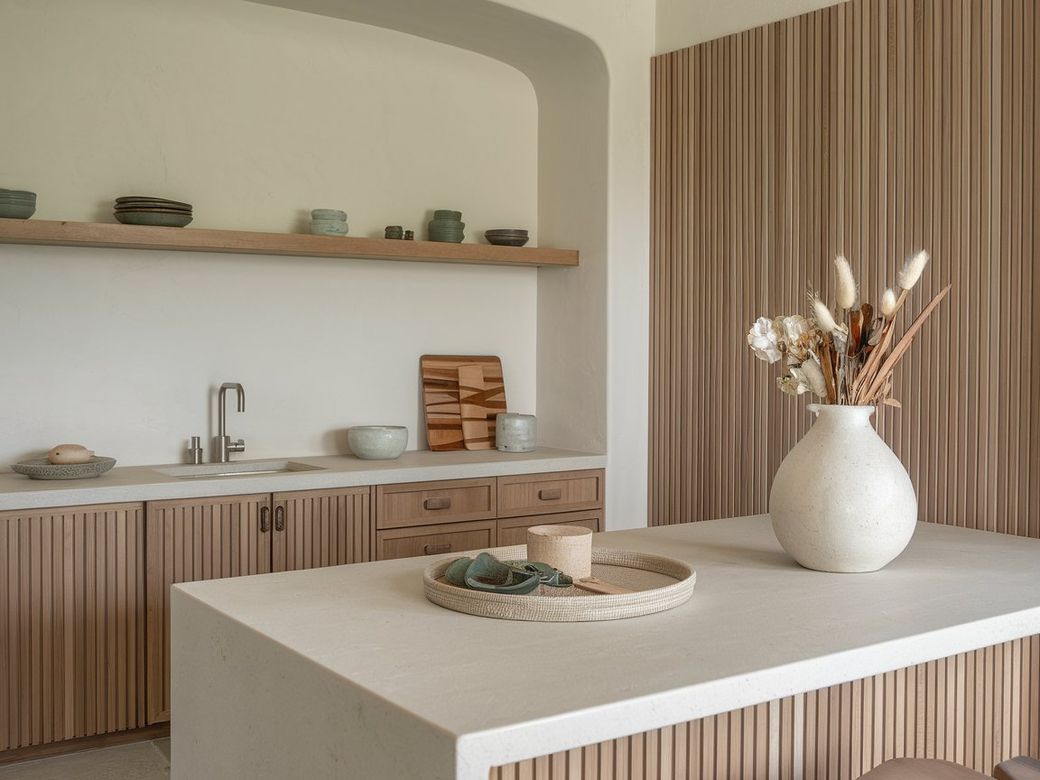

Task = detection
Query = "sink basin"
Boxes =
[154,460,325,479]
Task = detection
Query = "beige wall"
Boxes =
[0,0,538,467]
[655,0,845,53]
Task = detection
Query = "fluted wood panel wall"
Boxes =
[649,0,1039,537]
[533,0,1040,777]
[0,503,146,751]
[492,634,1040,779]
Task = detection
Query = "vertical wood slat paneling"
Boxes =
[144,493,271,725]
[491,635,1040,779]
[272,487,372,571]
[0,503,145,751]
[494,0,1040,777]
[648,0,1039,541]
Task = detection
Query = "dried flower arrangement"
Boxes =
[746,251,951,406]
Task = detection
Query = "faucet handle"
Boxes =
[187,436,204,465]
[229,438,245,453]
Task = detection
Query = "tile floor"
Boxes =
[0,739,169,780]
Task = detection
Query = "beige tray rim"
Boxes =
[423,544,697,622]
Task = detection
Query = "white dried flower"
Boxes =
[746,317,782,363]
[834,255,857,309]
[777,374,808,396]
[796,359,828,398]
[776,314,814,360]
[881,287,898,318]
[811,298,838,334]
[896,250,930,290]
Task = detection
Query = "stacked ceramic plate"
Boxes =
[428,209,464,243]
[0,189,37,219]
[485,228,529,247]
[114,196,193,227]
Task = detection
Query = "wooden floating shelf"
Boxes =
[0,218,578,268]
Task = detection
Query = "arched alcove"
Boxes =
[252,0,613,457]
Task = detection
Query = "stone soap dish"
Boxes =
[12,456,117,480]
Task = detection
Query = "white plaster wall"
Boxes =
[0,0,538,467]
[655,0,846,53]
[256,0,656,529]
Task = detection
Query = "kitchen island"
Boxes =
[171,516,1040,780]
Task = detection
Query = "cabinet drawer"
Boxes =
[497,510,602,546]
[376,478,496,530]
[496,469,604,518]
[376,520,496,561]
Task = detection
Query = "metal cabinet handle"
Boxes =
[424,497,452,511]
[424,543,452,554]
[538,488,562,501]
[274,505,285,532]
[259,506,271,533]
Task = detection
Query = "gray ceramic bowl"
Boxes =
[311,209,347,221]
[12,456,117,480]
[115,211,193,227]
[347,426,408,460]
[485,233,529,247]
[0,202,36,219]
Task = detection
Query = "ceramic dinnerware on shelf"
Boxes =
[428,208,464,243]
[0,188,37,219]
[114,195,193,227]
[484,228,529,247]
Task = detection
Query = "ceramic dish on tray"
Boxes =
[11,456,117,480]
[424,544,696,622]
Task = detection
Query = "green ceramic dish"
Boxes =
[433,209,462,221]
[114,211,193,227]
[0,202,36,219]
[115,196,191,208]
[12,456,116,480]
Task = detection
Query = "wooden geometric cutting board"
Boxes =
[420,355,507,451]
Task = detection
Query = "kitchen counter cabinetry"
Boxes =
[0,462,601,759]
[373,470,605,561]
[0,503,147,753]
[145,487,370,724]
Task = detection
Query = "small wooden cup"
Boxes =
[526,525,593,580]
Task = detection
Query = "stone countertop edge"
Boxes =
[0,447,606,511]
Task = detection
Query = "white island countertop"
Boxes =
[0,447,605,510]
[171,516,1040,780]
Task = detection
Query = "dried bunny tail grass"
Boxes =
[881,288,898,318]
[834,255,857,310]
[812,298,838,333]
[896,250,930,290]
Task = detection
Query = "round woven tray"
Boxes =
[423,545,696,622]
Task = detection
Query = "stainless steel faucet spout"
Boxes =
[213,383,246,463]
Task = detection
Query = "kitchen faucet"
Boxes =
[213,382,246,463]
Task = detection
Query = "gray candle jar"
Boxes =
[496,413,536,452]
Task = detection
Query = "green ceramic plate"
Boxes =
[114,211,193,227]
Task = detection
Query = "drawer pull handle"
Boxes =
[274,505,285,532]
[424,543,452,554]
[538,488,562,501]
[424,497,452,511]
[259,506,271,533]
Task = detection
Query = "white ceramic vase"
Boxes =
[769,404,917,573]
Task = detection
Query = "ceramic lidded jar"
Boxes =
[769,404,917,573]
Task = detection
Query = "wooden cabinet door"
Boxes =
[376,520,496,561]
[272,487,372,572]
[497,510,602,546]
[0,502,146,752]
[145,494,271,724]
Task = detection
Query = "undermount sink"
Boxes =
[154,460,325,479]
